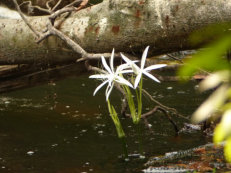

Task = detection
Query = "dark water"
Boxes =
[0,74,211,173]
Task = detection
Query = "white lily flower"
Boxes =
[90,49,133,100]
[121,46,166,88]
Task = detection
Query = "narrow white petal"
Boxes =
[106,83,114,101]
[121,53,132,64]
[110,49,115,73]
[116,63,131,73]
[93,80,108,96]
[116,76,133,88]
[89,74,109,79]
[144,64,167,71]
[143,71,160,83]
[132,64,141,75]
[141,46,149,69]
[101,56,112,74]
[134,73,142,88]
[120,70,134,74]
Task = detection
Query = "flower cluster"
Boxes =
[89,46,166,100]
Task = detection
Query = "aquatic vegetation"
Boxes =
[89,49,133,101]
[89,46,166,156]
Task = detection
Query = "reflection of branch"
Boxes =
[167,54,183,63]
[141,106,179,135]
[142,89,189,120]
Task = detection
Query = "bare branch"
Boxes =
[65,0,82,8]
[142,89,189,120]
[12,0,41,38]
[76,0,89,11]
[52,0,62,12]
[46,0,54,11]
[141,106,179,135]
[20,1,51,14]
[167,54,184,63]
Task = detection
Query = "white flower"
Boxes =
[121,46,166,88]
[90,49,133,100]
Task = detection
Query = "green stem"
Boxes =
[137,75,143,123]
[107,99,125,138]
[136,123,143,156]
[120,137,129,160]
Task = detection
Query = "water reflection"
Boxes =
[0,74,210,173]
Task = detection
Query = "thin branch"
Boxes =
[76,0,89,11]
[65,0,82,8]
[167,54,184,63]
[141,106,179,135]
[12,0,41,38]
[20,1,51,14]
[52,0,62,12]
[46,0,54,10]
[142,89,189,120]
[84,60,106,74]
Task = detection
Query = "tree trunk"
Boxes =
[1,0,231,65]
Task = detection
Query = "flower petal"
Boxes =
[93,80,108,96]
[89,74,109,79]
[120,53,132,64]
[110,49,115,73]
[141,46,149,69]
[106,83,114,101]
[144,64,167,71]
[134,73,142,88]
[101,56,112,74]
[115,76,133,88]
[120,53,140,74]
[143,71,160,83]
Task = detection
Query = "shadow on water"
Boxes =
[0,74,211,173]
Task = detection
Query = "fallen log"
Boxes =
[1,0,231,65]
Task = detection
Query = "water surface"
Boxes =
[0,74,210,173]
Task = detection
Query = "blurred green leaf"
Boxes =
[192,84,228,123]
[178,35,231,80]
[190,23,231,46]
[199,70,230,92]
[224,137,231,163]
[214,124,225,144]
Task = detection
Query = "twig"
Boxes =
[46,0,52,10]
[167,54,184,63]
[20,1,51,14]
[52,0,62,12]
[142,89,189,120]
[141,106,179,135]
[12,0,41,38]
[76,0,89,11]
[65,0,82,8]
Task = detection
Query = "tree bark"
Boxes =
[0,0,231,65]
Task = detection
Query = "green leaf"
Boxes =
[107,100,125,138]
[214,123,225,144]
[178,35,231,80]
[190,23,231,46]
[123,85,137,123]
[224,137,231,163]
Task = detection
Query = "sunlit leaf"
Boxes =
[192,84,229,123]
[224,137,231,163]
[214,110,231,143]
[214,124,225,143]
[199,70,230,92]
[178,35,231,80]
